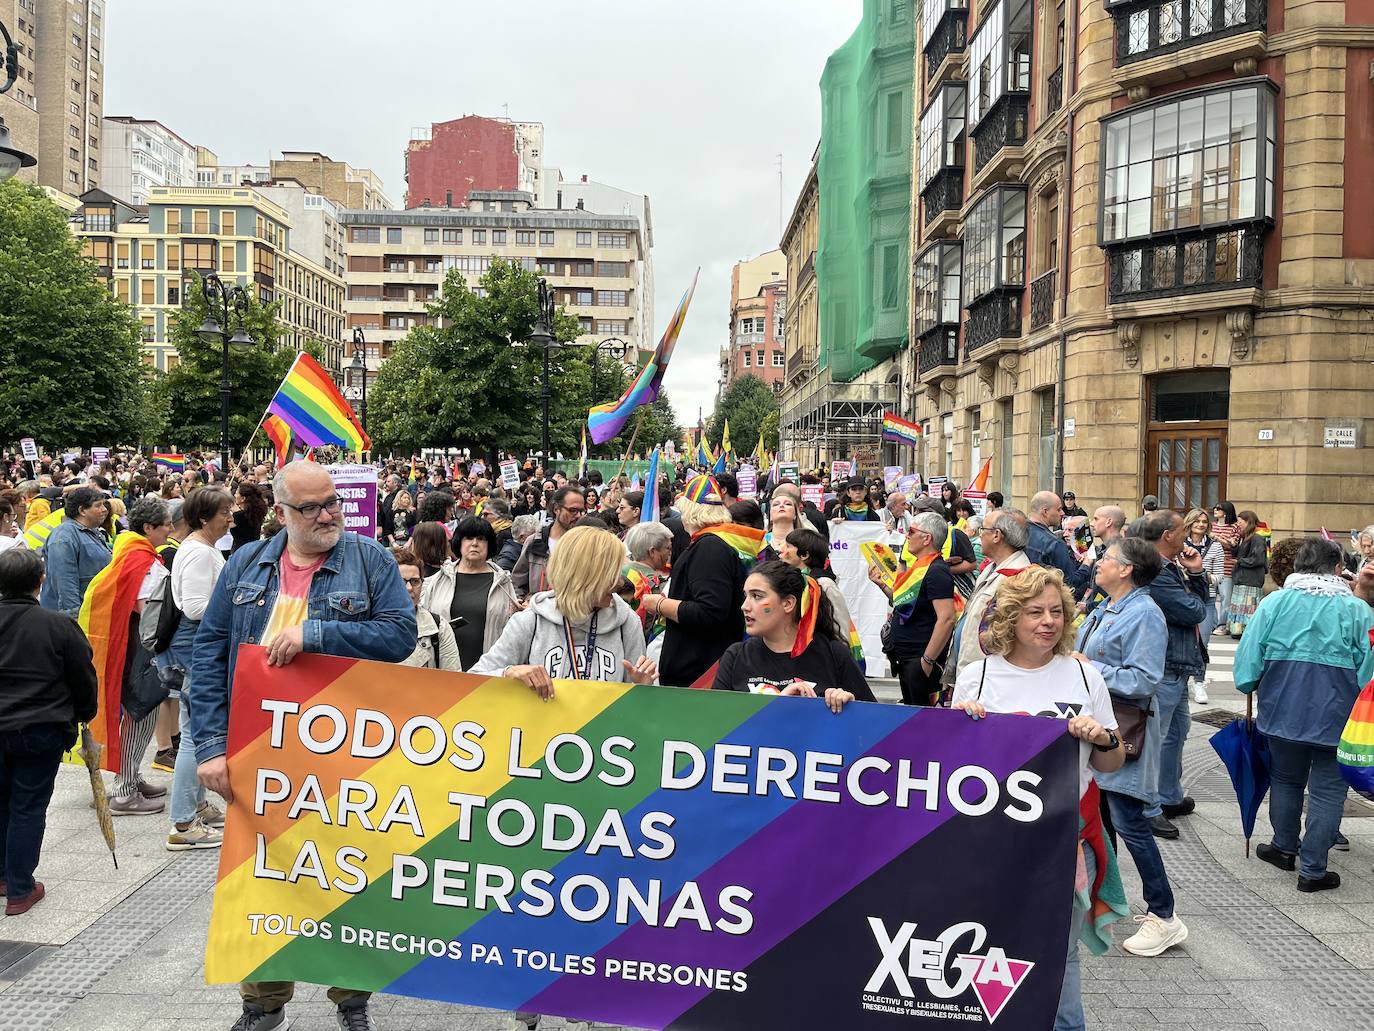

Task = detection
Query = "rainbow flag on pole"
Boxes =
[262,415,293,470]
[152,452,185,471]
[588,271,698,444]
[267,352,370,452]
[881,412,922,446]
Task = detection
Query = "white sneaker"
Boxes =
[1122,913,1188,957]
[1191,679,1209,704]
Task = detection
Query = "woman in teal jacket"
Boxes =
[1236,539,1374,891]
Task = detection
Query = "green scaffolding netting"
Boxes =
[817,0,916,383]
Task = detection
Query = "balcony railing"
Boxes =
[1046,65,1064,117]
[971,94,1029,175]
[964,290,1022,355]
[1030,268,1057,329]
[1114,0,1265,64]
[924,13,967,80]
[917,327,960,375]
[1106,225,1264,303]
[921,166,965,225]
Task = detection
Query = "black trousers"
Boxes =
[0,722,67,900]
[890,654,944,706]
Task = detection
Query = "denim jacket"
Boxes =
[1148,560,1209,678]
[188,530,417,763]
[39,520,112,616]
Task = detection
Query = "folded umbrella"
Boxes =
[78,724,118,869]
[1208,694,1270,857]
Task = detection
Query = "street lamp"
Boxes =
[198,273,255,473]
[529,278,559,471]
[0,20,38,183]
[589,336,628,399]
[350,327,369,437]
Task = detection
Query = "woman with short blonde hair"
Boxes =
[546,524,627,622]
[677,495,730,535]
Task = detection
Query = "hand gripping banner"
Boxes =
[206,647,1080,1029]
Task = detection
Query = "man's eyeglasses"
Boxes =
[401,576,424,588]
[281,496,343,520]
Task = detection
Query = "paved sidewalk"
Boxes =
[3,638,1373,1030]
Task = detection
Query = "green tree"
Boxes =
[707,374,779,458]
[757,408,780,452]
[159,272,316,449]
[0,179,155,447]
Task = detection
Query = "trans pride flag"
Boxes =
[588,271,699,445]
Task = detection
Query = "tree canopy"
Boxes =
[0,180,155,447]
[706,374,779,458]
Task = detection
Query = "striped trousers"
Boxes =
[113,709,158,799]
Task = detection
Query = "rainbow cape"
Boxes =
[1339,678,1374,800]
[267,352,370,452]
[152,452,185,471]
[691,523,766,567]
[262,414,293,470]
[77,531,159,773]
[881,412,922,446]
[588,270,698,444]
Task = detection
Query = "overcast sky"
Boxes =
[104,0,861,433]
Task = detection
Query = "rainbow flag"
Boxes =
[691,523,765,567]
[588,270,699,444]
[77,531,159,773]
[262,415,293,470]
[267,352,370,452]
[1256,521,1273,557]
[1339,679,1374,800]
[152,452,185,471]
[641,446,661,522]
[881,412,922,446]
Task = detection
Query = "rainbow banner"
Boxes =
[1339,678,1374,800]
[206,649,1079,1029]
[267,352,371,453]
[152,452,185,471]
[881,413,922,447]
[588,271,699,445]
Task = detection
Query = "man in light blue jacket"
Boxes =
[1237,538,1374,892]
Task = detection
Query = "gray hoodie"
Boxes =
[468,590,648,681]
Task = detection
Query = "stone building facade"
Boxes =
[910,0,1374,534]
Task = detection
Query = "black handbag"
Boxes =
[121,614,170,722]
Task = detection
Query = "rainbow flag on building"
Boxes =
[266,352,370,453]
[588,271,699,445]
[881,412,922,447]
[152,452,185,471]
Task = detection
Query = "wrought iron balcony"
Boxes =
[1114,0,1265,64]
[924,13,967,81]
[917,327,960,376]
[964,290,1023,356]
[1045,66,1064,117]
[1030,269,1057,330]
[971,94,1029,175]
[1106,224,1264,303]
[921,166,965,225]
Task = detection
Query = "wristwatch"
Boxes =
[1093,729,1121,752]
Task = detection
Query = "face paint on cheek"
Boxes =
[761,606,774,614]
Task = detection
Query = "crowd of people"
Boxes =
[2,443,1373,1031]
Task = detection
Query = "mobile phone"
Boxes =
[449,615,468,629]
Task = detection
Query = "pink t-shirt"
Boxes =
[263,552,328,646]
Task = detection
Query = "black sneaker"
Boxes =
[336,1000,374,1031]
[1150,815,1180,840]
[230,1004,286,1031]
[151,748,177,774]
[1161,797,1196,819]
[1334,832,1350,851]
[1298,871,1341,893]
[1256,843,1296,872]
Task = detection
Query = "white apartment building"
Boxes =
[256,181,348,280]
[99,116,197,205]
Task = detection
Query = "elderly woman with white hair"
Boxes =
[641,475,765,688]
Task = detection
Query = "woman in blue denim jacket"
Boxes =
[1076,537,1188,958]
[38,488,111,616]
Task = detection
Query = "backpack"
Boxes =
[138,570,182,655]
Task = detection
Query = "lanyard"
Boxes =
[562,611,600,680]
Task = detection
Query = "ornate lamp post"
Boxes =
[198,273,255,472]
[0,20,38,182]
[349,327,369,436]
[529,279,559,471]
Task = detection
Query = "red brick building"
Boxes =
[404,115,544,209]
[720,250,788,396]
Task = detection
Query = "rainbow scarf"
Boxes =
[891,553,965,623]
[1077,782,1130,954]
[77,531,158,773]
[793,575,823,657]
[691,523,766,568]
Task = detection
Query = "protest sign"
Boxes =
[206,649,1079,1030]
[19,438,39,462]
[926,476,947,499]
[736,466,757,499]
[326,463,378,538]
[883,466,902,490]
[963,490,988,518]
[471,460,487,477]
[830,460,853,484]
[90,447,110,464]
[897,474,919,497]
[829,521,897,677]
[499,460,521,490]
[778,461,800,483]
[800,483,824,509]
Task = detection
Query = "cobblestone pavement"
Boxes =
[3,638,1372,1030]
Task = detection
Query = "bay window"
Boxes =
[919,84,966,222]
[922,0,969,78]
[915,242,962,374]
[967,0,1032,171]
[963,186,1026,350]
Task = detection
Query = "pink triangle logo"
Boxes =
[960,950,1034,1024]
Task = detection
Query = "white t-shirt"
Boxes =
[172,537,227,621]
[953,654,1117,798]
[138,560,168,603]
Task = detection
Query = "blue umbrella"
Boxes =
[1208,695,1271,856]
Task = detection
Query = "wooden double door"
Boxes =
[1147,424,1227,511]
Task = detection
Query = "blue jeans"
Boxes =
[1267,736,1346,880]
[1199,596,1218,640]
[0,723,67,900]
[1105,790,1175,918]
[1055,842,1096,1031]
[1216,576,1233,627]
[1146,673,1190,817]
[169,681,205,826]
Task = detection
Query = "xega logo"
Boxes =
[866,918,1034,1024]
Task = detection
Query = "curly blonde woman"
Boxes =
[952,565,1130,1030]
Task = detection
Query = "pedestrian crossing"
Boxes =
[1193,631,1244,713]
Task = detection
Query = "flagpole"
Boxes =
[611,410,647,485]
